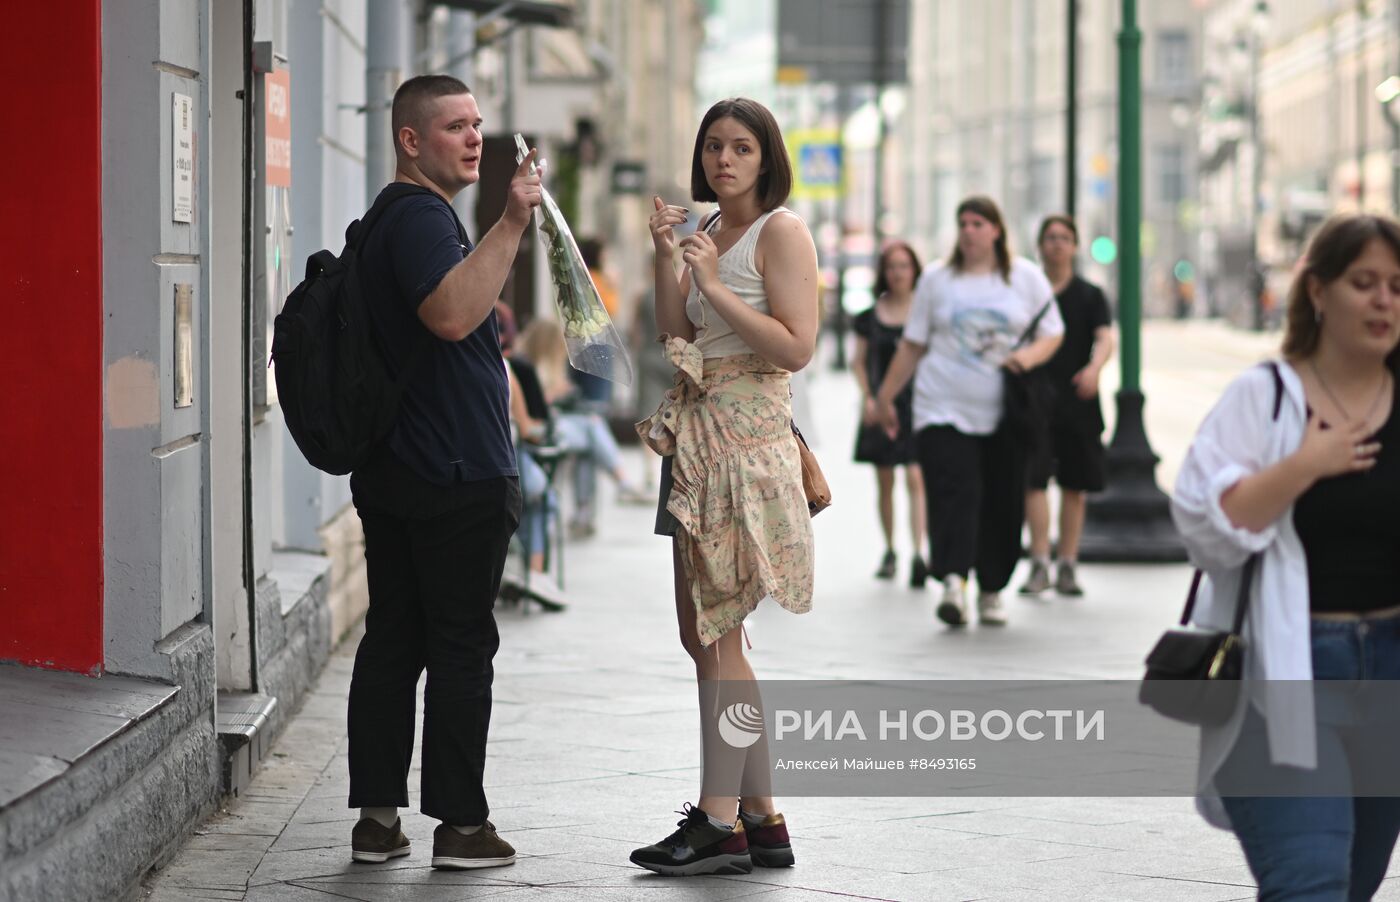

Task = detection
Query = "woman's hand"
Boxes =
[1071,363,1102,399]
[649,196,689,256]
[1291,413,1380,481]
[1003,348,1033,374]
[679,230,721,295]
[877,398,901,440]
[861,396,880,426]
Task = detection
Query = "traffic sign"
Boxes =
[790,130,843,200]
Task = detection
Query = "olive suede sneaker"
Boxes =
[350,817,410,863]
[738,809,795,868]
[629,804,753,876]
[1019,560,1051,596]
[1056,561,1085,597]
[430,821,516,870]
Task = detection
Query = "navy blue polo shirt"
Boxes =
[358,183,516,485]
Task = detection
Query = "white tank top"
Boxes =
[686,206,796,359]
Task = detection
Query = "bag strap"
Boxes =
[1177,553,1258,633]
[1014,300,1054,350]
[1177,362,1284,629]
[348,182,437,250]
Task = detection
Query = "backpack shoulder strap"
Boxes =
[346,183,442,250]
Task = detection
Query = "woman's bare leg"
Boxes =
[905,464,926,554]
[673,541,775,824]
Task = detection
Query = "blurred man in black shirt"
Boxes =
[1020,215,1114,598]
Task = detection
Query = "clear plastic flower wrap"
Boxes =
[514,134,633,386]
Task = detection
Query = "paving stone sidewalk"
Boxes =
[144,324,1400,901]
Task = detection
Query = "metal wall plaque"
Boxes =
[174,283,193,408]
[172,93,194,223]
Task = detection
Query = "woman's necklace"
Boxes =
[1309,359,1389,427]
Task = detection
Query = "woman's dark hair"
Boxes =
[948,195,1012,282]
[690,98,793,210]
[873,241,924,298]
[1037,214,1079,246]
[1283,213,1400,365]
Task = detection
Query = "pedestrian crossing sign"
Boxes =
[790,130,843,200]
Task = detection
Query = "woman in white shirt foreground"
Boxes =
[1172,213,1400,900]
[877,196,1063,627]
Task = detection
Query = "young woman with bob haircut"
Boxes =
[630,98,819,876]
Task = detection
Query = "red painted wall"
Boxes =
[0,1,104,673]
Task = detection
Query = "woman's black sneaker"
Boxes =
[629,804,753,876]
[739,809,795,867]
[875,550,897,580]
[909,555,929,589]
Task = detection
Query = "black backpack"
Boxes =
[271,183,456,475]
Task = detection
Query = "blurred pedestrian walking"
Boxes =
[632,97,817,876]
[876,196,1063,627]
[1173,213,1400,900]
[1019,215,1114,599]
[852,240,928,586]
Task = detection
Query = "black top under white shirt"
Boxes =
[1293,387,1400,614]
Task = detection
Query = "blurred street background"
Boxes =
[9,1,1400,900]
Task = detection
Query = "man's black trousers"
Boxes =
[347,451,521,826]
[916,424,1025,593]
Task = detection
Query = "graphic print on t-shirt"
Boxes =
[951,307,1013,367]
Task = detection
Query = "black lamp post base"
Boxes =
[1078,389,1188,563]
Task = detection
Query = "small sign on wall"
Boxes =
[174,283,193,408]
[264,69,291,188]
[172,93,194,223]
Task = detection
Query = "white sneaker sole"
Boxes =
[351,844,410,863]
[431,854,516,870]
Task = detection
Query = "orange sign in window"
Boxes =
[265,69,291,187]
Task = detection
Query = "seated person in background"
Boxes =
[517,319,650,536]
[496,302,553,573]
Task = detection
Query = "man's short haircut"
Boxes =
[1037,214,1079,246]
[391,74,472,153]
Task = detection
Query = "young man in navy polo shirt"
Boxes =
[345,74,541,870]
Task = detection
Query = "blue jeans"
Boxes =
[1220,613,1400,901]
[553,413,622,515]
[517,449,555,556]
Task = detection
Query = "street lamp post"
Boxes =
[1066,0,1078,218]
[1248,2,1268,331]
[1078,0,1187,563]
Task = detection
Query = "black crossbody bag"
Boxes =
[1138,362,1282,726]
[998,300,1054,442]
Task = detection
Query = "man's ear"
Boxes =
[397,125,419,158]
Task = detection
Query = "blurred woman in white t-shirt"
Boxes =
[877,196,1063,627]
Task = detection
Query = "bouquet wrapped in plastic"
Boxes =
[514,134,633,386]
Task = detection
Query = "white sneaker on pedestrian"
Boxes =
[936,575,968,627]
[978,591,1007,626]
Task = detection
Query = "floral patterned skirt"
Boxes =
[636,337,815,647]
